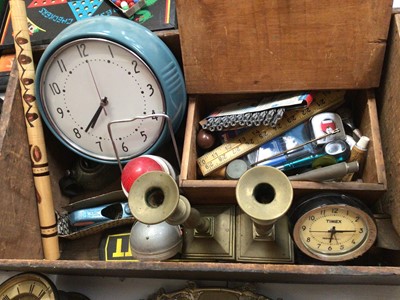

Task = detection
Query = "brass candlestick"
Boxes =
[128,171,235,260]
[235,166,294,263]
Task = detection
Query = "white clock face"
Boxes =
[39,38,165,162]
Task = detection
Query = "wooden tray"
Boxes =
[179,90,387,204]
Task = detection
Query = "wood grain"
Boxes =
[0,259,400,285]
[0,64,43,259]
[176,0,393,94]
[377,14,400,235]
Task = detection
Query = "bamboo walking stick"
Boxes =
[10,0,60,260]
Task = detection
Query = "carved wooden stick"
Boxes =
[10,0,60,260]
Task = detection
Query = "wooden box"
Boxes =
[177,0,391,203]
[1,2,400,287]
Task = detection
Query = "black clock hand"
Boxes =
[85,97,108,132]
[328,226,336,243]
[85,105,103,133]
[332,230,357,233]
[309,229,357,233]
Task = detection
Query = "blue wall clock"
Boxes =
[35,16,186,163]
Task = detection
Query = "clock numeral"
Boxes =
[3,295,11,300]
[96,141,103,152]
[301,225,306,231]
[37,289,46,299]
[122,142,128,153]
[131,60,140,74]
[328,246,332,251]
[308,215,315,221]
[140,131,147,142]
[151,110,158,120]
[76,43,88,58]
[57,107,64,118]
[108,45,114,58]
[147,83,154,97]
[29,283,35,293]
[49,82,61,95]
[332,208,338,214]
[73,128,82,139]
[355,216,360,222]
[57,59,67,73]
[359,227,364,233]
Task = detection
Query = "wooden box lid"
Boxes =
[176,0,393,94]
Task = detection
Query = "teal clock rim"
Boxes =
[35,16,187,164]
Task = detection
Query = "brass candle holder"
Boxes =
[235,166,294,263]
[128,171,235,260]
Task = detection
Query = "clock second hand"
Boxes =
[86,60,103,100]
[85,60,109,132]
[86,60,109,116]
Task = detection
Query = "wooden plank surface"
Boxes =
[176,0,393,94]
[0,259,400,285]
[377,13,400,236]
[0,64,43,259]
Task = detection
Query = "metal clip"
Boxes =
[107,113,181,172]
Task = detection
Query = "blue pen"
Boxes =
[276,140,350,171]
[260,148,311,167]
[277,153,326,171]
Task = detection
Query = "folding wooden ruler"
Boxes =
[197,91,346,176]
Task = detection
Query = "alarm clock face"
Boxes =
[290,194,377,262]
[39,38,165,162]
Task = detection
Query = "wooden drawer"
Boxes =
[180,90,387,204]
